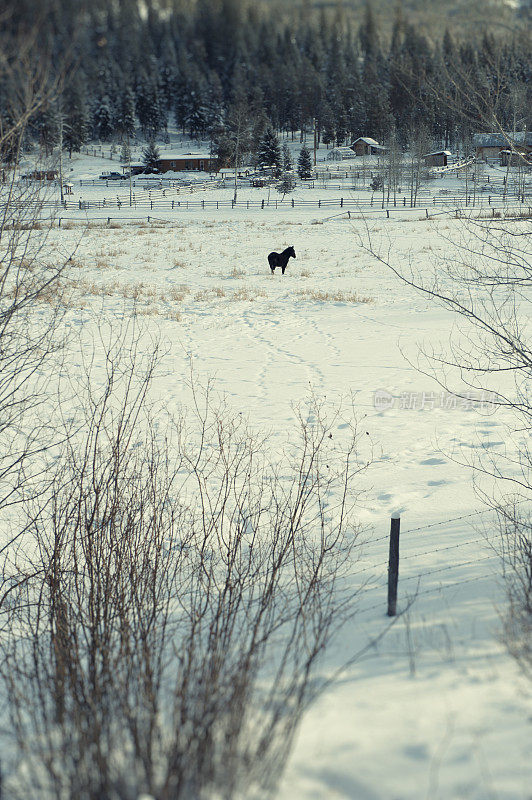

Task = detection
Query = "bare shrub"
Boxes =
[1,347,366,799]
[498,505,532,680]
[0,15,74,618]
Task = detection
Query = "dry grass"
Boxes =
[13,222,43,231]
[20,273,190,312]
[231,287,267,301]
[206,266,247,279]
[194,287,226,301]
[168,285,190,302]
[296,289,373,304]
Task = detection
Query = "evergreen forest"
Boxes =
[2,0,531,163]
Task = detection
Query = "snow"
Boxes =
[5,146,532,798]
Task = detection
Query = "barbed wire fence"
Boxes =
[337,502,530,619]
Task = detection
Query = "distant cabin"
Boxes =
[423,150,452,167]
[326,146,356,161]
[473,132,532,162]
[122,153,218,175]
[351,137,386,157]
[156,152,217,173]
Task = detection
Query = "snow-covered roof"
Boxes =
[473,131,532,148]
[352,137,379,146]
[157,151,211,159]
[423,150,452,157]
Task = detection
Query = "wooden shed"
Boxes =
[423,150,452,167]
[351,137,385,156]
[499,149,530,167]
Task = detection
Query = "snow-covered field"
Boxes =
[38,197,531,799]
[8,142,531,797]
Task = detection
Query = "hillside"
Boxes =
[262,0,528,36]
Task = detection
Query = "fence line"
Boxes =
[356,571,497,617]
[341,500,531,616]
[347,532,500,580]
[22,194,530,215]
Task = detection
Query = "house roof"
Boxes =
[157,151,211,160]
[352,137,380,146]
[423,150,452,157]
[473,131,532,148]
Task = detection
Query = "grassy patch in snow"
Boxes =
[296,288,373,304]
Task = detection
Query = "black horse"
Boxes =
[268,246,296,275]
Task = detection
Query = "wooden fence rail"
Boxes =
[22,194,528,213]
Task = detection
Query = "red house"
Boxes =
[156,152,217,173]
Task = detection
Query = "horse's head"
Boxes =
[289,246,296,259]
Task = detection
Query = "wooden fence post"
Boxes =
[387,514,400,616]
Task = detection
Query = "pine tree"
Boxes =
[282,143,293,172]
[117,85,136,139]
[277,172,296,199]
[297,144,313,179]
[257,125,281,174]
[37,104,60,156]
[136,69,165,139]
[93,95,114,141]
[120,141,131,165]
[142,139,160,172]
[63,80,89,156]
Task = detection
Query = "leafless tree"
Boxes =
[0,12,73,618]
[406,124,430,207]
[1,335,368,800]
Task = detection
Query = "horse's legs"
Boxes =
[282,264,286,275]
[270,266,275,274]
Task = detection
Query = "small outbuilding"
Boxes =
[326,146,356,161]
[499,149,530,167]
[423,150,452,167]
[351,137,385,156]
